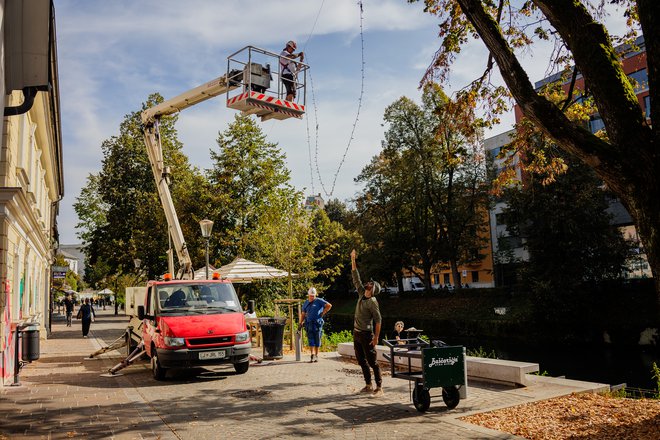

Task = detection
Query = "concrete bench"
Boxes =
[337,342,539,386]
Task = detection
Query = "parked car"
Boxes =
[383,286,398,296]
[402,277,425,292]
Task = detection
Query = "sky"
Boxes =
[53,0,629,245]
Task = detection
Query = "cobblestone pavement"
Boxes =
[1,309,599,439]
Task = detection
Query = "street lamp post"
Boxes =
[133,258,142,285]
[199,219,214,280]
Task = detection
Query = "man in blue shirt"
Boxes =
[299,287,332,362]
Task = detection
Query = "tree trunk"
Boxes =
[396,269,404,293]
[418,251,434,291]
[449,257,461,290]
[620,183,660,296]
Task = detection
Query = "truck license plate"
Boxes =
[199,350,226,360]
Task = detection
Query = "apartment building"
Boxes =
[486,36,651,285]
[0,0,64,385]
[484,129,528,286]
[428,216,496,289]
[304,193,325,213]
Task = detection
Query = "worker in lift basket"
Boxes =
[280,40,304,101]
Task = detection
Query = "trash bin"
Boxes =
[21,324,40,362]
[259,317,286,360]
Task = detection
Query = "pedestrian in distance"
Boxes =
[299,287,332,363]
[350,249,384,396]
[279,40,304,101]
[63,294,75,327]
[77,298,96,338]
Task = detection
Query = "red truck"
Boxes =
[135,278,251,380]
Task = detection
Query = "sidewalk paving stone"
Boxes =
[1,308,604,439]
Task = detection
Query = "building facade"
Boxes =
[487,36,651,285]
[58,244,84,277]
[484,129,529,286]
[304,193,325,212]
[0,0,63,385]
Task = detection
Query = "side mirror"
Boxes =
[137,305,145,320]
[247,300,255,315]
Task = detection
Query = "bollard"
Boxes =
[295,328,302,361]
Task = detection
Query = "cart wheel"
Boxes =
[442,386,460,409]
[412,383,431,412]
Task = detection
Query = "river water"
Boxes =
[449,336,659,391]
[326,316,659,391]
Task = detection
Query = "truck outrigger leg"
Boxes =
[101,341,147,377]
[87,334,127,359]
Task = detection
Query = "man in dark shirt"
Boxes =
[63,294,74,327]
[350,249,383,396]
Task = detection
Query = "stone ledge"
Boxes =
[337,342,539,386]
[525,374,610,393]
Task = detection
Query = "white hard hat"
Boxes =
[286,40,297,50]
[307,287,317,296]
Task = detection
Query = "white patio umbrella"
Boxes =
[96,288,115,301]
[214,257,295,283]
[193,265,217,280]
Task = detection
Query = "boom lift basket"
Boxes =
[226,46,308,121]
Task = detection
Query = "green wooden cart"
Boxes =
[383,338,466,412]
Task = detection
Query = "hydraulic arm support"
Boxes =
[142,121,192,278]
[140,74,237,279]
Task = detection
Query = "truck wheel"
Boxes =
[442,386,460,409]
[412,383,431,412]
[234,361,249,374]
[151,350,167,381]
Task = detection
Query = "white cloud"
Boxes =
[52,0,635,243]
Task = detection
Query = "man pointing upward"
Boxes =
[350,249,383,396]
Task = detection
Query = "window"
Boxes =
[443,274,450,285]
[147,286,155,314]
[471,271,479,283]
[644,95,651,118]
[628,69,648,93]
[589,116,605,134]
[17,115,27,170]
[499,235,523,249]
[488,146,502,160]
[495,213,507,226]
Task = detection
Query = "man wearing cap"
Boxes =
[350,249,384,396]
[299,287,332,363]
[280,40,304,101]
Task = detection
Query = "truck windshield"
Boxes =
[155,283,242,314]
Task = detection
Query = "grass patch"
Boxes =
[321,329,353,352]
[466,346,498,358]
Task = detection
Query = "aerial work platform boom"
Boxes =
[141,74,237,124]
[141,46,308,279]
